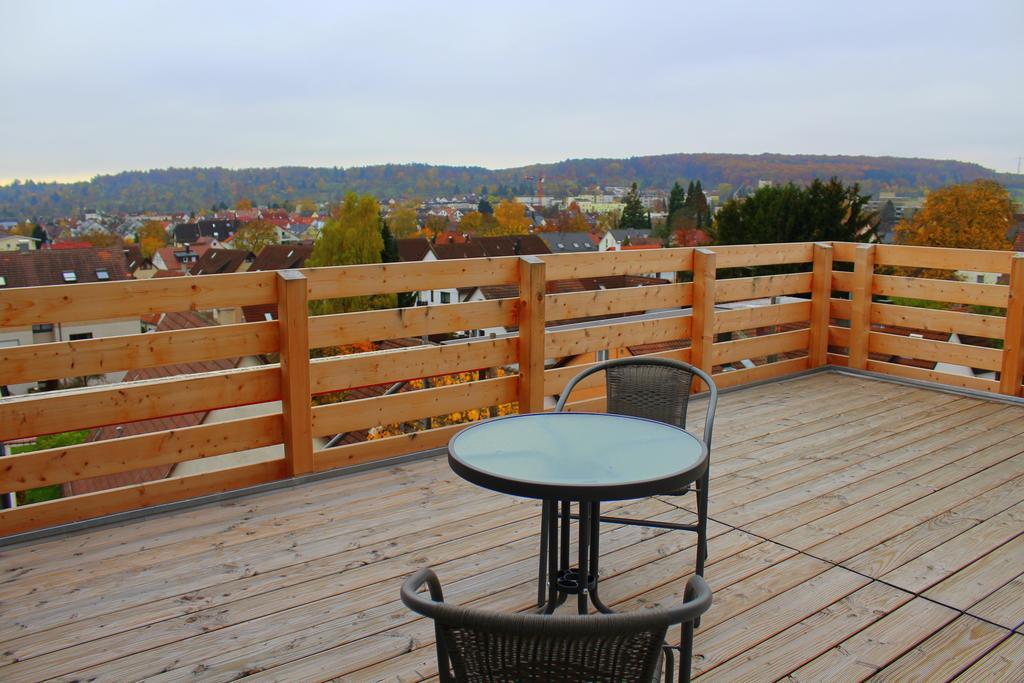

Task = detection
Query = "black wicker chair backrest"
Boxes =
[402,568,712,683]
[555,358,717,449]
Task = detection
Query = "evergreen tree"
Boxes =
[31,223,48,245]
[619,182,647,231]
[477,198,493,215]
[667,182,686,219]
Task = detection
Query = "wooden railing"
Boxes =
[1,242,1022,536]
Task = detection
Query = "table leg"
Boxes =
[545,500,560,614]
[578,501,590,614]
[537,500,550,607]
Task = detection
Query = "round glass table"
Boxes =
[448,412,708,614]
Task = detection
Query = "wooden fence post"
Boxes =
[848,243,875,370]
[518,255,546,413]
[277,269,314,476]
[809,242,834,367]
[691,248,717,390]
[999,253,1024,397]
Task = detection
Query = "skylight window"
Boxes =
[62,271,77,283]
[95,269,110,280]
[0,275,6,287]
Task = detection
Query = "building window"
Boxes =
[32,324,54,333]
[96,269,110,280]
[0,275,6,287]
[68,332,93,341]
[440,291,451,304]
[62,271,77,283]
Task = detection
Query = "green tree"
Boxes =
[667,182,686,220]
[715,177,874,246]
[477,198,494,215]
[232,219,280,255]
[389,200,419,237]
[31,223,48,245]
[619,182,647,231]
[308,193,396,314]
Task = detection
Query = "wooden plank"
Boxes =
[831,241,857,262]
[710,242,814,268]
[303,257,518,300]
[712,357,809,390]
[872,302,1005,340]
[0,365,280,442]
[869,331,1004,371]
[517,256,545,413]
[923,535,1024,612]
[0,459,286,536]
[809,243,834,367]
[544,315,692,358]
[541,348,690,395]
[311,376,516,438]
[0,270,278,327]
[969,574,1024,630]
[307,299,517,349]
[546,283,692,321]
[874,243,1014,274]
[277,271,313,476]
[712,329,809,365]
[869,615,1009,682]
[954,633,1024,682]
[713,300,810,334]
[829,325,850,348]
[831,297,851,319]
[849,243,875,369]
[866,359,1001,393]
[540,248,693,280]
[715,272,812,303]
[874,273,1009,308]
[788,598,959,682]
[0,320,279,386]
[308,337,517,395]
[999,253,1024,396]
[832,270,854,292]
[314,422,465,472]
[0,413,282,491]
[691,248,716,384]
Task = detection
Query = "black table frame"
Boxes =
[448,412,708,615]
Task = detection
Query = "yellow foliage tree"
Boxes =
[236,198,253,210]
[137,220,168,260]
[895,180,1015,252]
[10,221,34,237]
[389,201,420,238]
[489,200,532,236]
[232,219,280,255]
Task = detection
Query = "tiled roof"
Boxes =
[0,247,130,288]
[433,241,487,259]
[64,311,240,497]
[123,244,146,272]
[154,244,209,270]
[397,237,433,262]
[474,235,552,257]
[537,232,599,253]
[173,219,239,244]
[248,243,313,271]
[189,248,250,275]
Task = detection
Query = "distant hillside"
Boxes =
[2,153,1021,218]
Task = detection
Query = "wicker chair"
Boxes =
[401,567,712,683]
[552,358,717,580]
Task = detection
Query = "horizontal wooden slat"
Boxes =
[874,244,1013,274]
[309,338,517,395]
[712,356,810,389]
[308,299,517,349]
[832,271,854,292]
[0,414,282,491]
[0,365,280,442]
[714,301,811,334]
[873,275,1008,309]
[304,258,519,300]
[0,321,279,386]
[0,271,278,327]
[712,329,810,365]
[826,352,849,366]
[314,422,465,472]
[829,325,851,348]
[310,376,517,438]
[831,242,857,262]
[542,348,691,395]
[712,243,814,268]
[546,283,692,321]
[545,316,692,358]
[866,359,1000,393]
[831,298,852,319]
[869,332,1003,371]
[871,303,1005,340]
[541,248,693,280]
[0,459,287,537]
[715,273,813,303]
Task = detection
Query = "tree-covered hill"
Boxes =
[2,153,1021,218]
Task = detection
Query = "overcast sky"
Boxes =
[1,0,1022,184]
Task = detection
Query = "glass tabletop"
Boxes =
[448,412,707,501]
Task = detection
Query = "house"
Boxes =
[537,232,599,253]
[188,248,252,276]
[0,248,139,394]
[152,242,210,271]
[172,219,240,245]
[0,231,39,252]
[474,235,551,258]
[598,229,655,251]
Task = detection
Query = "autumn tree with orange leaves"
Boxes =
[895,180,1015,253]
[488,199,532,236]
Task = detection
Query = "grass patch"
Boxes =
[9,430,90,505]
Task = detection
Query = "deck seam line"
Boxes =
[658,498,1022,636]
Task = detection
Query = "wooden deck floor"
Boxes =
[1,371,1023,682]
